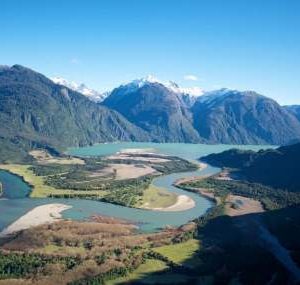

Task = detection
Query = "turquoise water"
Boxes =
[0,170,31,199]
[68,142,270,160]
[0,143,274,232]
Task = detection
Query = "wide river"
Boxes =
[0,143,272,232]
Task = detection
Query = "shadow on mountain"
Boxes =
[122,206,300,285]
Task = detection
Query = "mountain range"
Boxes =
[0,65,149,162]
[51,77,108,102]
[103,80,300,145]
[1,64,300,162]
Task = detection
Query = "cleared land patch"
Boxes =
[226,194,264,216]
[108,163,157,180]
[29,150,85,165]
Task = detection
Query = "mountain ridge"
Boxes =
[103,80,300,145]
[1,64,300,163]
[0,65,150,162]
[202,142,300,192]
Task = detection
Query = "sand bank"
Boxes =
[0,203,72,238]
[147,194,195,212]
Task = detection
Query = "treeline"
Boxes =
[29,159,107,178]
[48,176,151,207]
[0,252,80,279]
[101,177,151,207]
[202,143,300,192]
[182,178,300,210]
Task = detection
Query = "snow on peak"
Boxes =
[119,75,204,97]
[51,77,107,102]
[128,75,162,88]
[196,88,239,105]
[168,84,204,97]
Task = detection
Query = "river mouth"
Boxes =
[0,143,273,233]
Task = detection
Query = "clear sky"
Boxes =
[1,0,299,104]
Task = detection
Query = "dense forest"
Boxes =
[202,142,300,192]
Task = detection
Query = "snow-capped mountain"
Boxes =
[167,80,204,97]
[115,75,204,97]
[195,88,238,106]
[51,77,108,102]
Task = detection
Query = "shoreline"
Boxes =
[143,194,196,212]
[0,166,34,197]
[0,151,213,232]
[175,173,265,217]
[147,162,209,212]
[0,203,72,238]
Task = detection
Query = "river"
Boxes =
[0,143,272,232]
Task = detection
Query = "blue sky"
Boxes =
[1,0,299,104]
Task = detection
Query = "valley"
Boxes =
[0,148,198,209]
[2,1,300,283]
[1,65,300,166]
[1,65,299,283]
[2,143,299,284]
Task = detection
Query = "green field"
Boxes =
[0,164,107,198]
[141,185,177,209]
[153,239,201,267]
[107,259,169,284]
[0,163,180,210]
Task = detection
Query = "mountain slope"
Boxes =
[202,143,300,192]
[284,105,300,122]
[102,80,202,143]
[0,65,149,161]
[192,89,300,145]
[1,65,300,160]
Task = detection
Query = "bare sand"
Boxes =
[29,150,85,165]
[109,163,157,180]
[226,194,264,216]
[215,169,233,181]
[107,154,171,163]
[0,203,72,238]
[119,148,157,154]
[147,195,195,212]
[107,148,171,163]
[198,162,208,170]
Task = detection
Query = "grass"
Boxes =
[141,185,177,208]
[41,244,86,255]
[107,259,169,284]
[153,239,201,267]
[0,164,107,198]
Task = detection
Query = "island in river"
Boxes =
[2,143,298,285]
[0,143,269,234]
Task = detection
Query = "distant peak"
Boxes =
[51,77,107,102]
[119,76,204,97]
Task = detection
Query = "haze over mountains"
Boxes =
[1,64,300,162]
[284,105,300,122]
